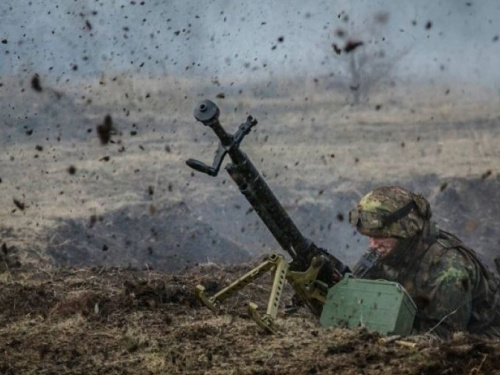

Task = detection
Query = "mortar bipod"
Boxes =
[195,253,329,333]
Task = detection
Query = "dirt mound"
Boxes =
[190,175,500,271]
[429,176,500,270]
[41,175,500,276]
[45,201,251,271]
[1,264,499,374]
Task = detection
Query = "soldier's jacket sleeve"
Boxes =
[413,247,477,337]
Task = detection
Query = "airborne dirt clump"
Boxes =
[1,264,499,375]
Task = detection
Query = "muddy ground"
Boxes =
[1,76,500,373]
[1,264,500,375]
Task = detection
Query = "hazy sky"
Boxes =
[1,0,500,86]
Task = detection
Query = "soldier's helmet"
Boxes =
[349,186,432,238]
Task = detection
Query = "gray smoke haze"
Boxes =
[1,0,500,272]
[1,0,499,87]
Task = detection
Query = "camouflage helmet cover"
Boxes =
[350,186,432,238]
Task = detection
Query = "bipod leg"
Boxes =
[248,255,289,333]
[195,254,281,314]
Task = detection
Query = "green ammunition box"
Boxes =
[319,274,417,336]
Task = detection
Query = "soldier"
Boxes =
[349,186,500,338]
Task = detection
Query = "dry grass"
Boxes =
[1,74,499,274]
[0,265,499,374]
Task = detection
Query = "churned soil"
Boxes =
[1,263,499,375]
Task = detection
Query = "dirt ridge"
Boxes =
[1,264,499,374]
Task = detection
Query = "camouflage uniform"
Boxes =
[350,186,500,338]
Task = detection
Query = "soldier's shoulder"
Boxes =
[425,230,473,258]
[431,233,467,253]
[435,229,467,249]
[424,244,465,265]
[422,236,478,283]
